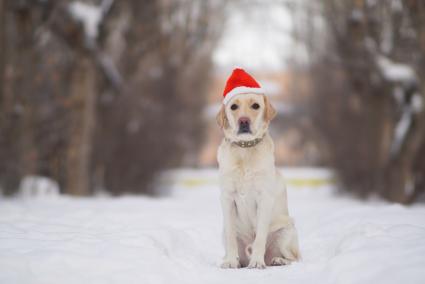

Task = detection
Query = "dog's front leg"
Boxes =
[220,192,240,268]
[248,186,274,269]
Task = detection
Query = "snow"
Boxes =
[412,93,423,113]
[389,94,423,157]
[376,56,416,84]
[68,0,113,41]
[377,55,423,157]
[1,169,425,284]
[19,176,60,198]
[390,108,413,156]
[69,2,102,40]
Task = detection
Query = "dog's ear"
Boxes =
[216,105,228,129]
[264,96,277,122]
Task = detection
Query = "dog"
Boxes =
[216,68,300,269]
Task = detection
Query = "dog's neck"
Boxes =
[225,134,265,148]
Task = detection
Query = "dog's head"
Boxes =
[216,93,276,141]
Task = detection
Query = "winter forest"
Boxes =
[1,0,425,283]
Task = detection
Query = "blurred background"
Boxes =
[0,0,424,203]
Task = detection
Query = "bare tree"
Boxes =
[94,0,225,194]
[299,0,425,203]
[0,0,226,195]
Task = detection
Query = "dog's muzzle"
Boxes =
[238,117,251,134]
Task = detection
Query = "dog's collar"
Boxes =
[226,135,265,148]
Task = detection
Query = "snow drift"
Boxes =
[1,169,425,284]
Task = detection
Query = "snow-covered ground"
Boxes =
[1,169,425,284]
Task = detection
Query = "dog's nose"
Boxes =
[238,117,250,124]
[238,117,251,134]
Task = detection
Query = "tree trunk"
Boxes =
[65,55,97,196]
[384,118,425,203]
[0,0,4,107]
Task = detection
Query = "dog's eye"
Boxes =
[251,103,260,110]
[230,104,238,111]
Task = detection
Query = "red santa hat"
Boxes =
[222,68,264,105]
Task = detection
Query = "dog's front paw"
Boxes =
[248,257,266,269]
[221,258,241,269]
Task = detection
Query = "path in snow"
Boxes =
[1,169,425,284]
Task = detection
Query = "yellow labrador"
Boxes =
[217,93,300,269]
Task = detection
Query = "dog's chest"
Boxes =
[229,157,264,234]
[221,146,271,202]
[233,181,258,234]
[218,140,275,236]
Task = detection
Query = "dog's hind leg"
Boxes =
[266,224,301,266]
